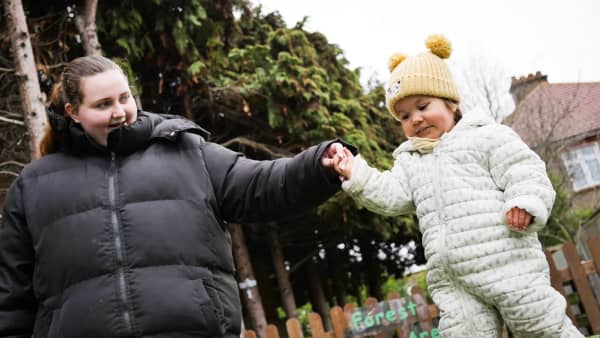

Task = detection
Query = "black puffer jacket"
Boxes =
[0,112,345,338]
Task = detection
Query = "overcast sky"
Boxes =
[251,0,600,87]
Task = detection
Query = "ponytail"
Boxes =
[40,83,66,156]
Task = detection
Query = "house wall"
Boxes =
[541,135,600,210]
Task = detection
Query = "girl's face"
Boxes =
[393,96,457,138]
[65,69,137,146]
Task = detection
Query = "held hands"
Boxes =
[506,207,533,231]
[320,143,354,181]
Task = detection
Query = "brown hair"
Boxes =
[40,56,125,156]
[444,99,462,123]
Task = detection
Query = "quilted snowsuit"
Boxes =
[342,111,583,338]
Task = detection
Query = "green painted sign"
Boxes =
[345,298,439,337]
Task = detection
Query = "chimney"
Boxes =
[509,71,548,105]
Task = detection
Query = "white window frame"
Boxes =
[562,141,600,192]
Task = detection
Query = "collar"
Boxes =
[50,110,210,156]
[407,136,440,154]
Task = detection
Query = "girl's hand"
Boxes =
[335,147,354,181]
[506,207,533,231]
[321,142,345,168]
[320,143,354,182]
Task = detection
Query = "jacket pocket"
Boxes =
[191,277,225,336]
[131,266,227,335]
[202,277,228,335]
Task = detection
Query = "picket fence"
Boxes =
[243,286,446,338]
[243,236,600,338]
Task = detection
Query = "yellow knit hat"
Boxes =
[385,34,460,116]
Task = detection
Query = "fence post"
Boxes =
[265,324,279,338]
[243,330,257,338]
[410,286,434,332]
[343,303,356,313]
[563,242,600,333]
[545,250,576,322]
[589,236,600,273]
[587,236,600,304]
[330,306,347,338]
[363,297,388,338]
[286,318,304,338]
[309,312,334,338]
[387,291,411,338]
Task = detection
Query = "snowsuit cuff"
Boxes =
[501,195,549,233]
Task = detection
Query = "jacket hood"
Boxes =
[393,109,496,158]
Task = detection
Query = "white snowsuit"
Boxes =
[342,111,583,338]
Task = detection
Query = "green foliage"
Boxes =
[112,57,142,96]
[98,0,208,61]
[285,302,313,337]
[381,271,431,303]
[381,275,403,296]
[540,173,595,247]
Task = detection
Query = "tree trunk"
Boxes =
[229,223,267,338]
[75,0,102,56]
[183,91,193,119]
[361,239,383,300]
[252,255,278,324]
[267,225,297,318]
[306,258,332,330]
[322,265,335,306]
[327,248,347,306]
[350,262,363,306]
[5,0,47,160]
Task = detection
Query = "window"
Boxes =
[562,142,600,191]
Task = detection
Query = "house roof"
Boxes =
[503,82,600,147]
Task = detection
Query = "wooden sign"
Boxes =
[346,297,439,337]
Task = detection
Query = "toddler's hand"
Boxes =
[335,147,354,181]
[321,142,345,168]
[506,207,533,231]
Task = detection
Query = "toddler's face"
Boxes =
[393,96,457,139]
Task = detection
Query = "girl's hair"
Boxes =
[40,56,124,156]
[444,99,462,123]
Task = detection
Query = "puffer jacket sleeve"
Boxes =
[488,124,556,233]
[341,154,414,216]
[202,140,353,223]
[0,178,36,337]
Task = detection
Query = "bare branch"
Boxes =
[0,170,19,177]
[45,62,68,69]
[453,53,513,122]
[0,116,25,126]
[193,98,272,132]
[0,161,25,168]
[0,110,23,119]
[221,137,292,159]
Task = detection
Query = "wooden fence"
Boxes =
[243,286,444,338]
[546,236,600,335]
[243,237,600,337]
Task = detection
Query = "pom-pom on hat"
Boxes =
[385,34,460,116]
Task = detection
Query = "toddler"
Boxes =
[334,35,583,338]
